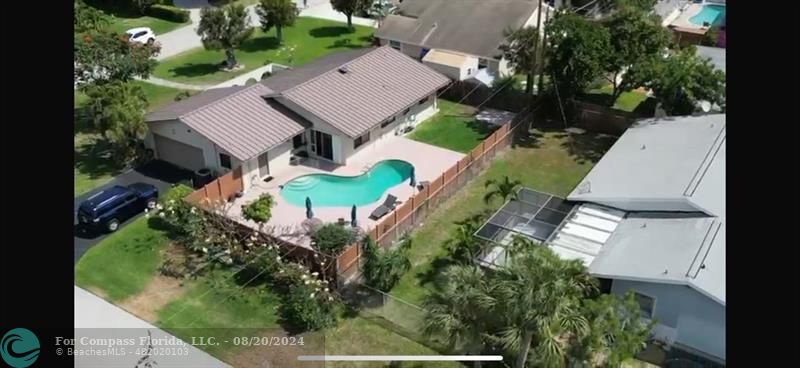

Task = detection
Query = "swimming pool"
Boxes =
[280,160,414,207]
[689,4,726,27]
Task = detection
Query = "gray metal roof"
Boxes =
[695,45,726,73]
[568,114,726,216]
[279,46,450,138]
[588,215,725,305]
[566,114,726,306]
[145,86,248,122]
[375,0,539,59]
[148,84,306,161]
[261,48,374,92]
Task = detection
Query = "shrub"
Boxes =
[278,270,337,331]
[311,224,355,255]
[151,184,199,236]
[241,193,275,225]
[147,4,190,23]
[174,90,194,101]
[362,235,411,291]
[134,0,158,14]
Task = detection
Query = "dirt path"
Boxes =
[118,274,186,322]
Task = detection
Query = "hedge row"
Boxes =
[147,4,190,23]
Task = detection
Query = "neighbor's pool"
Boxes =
[689,4,726,27]
[280,160,414,207]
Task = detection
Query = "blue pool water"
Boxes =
[280,160,414,207]
[689,5,726,27]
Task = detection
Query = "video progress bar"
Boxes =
[298,355,503,362]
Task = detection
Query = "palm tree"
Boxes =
[492,241,598,368]
[362,235,411,291]
[423,266,496,368]
[444,212,489,263]
[483,176,522,205]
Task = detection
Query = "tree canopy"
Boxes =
[422,240,653,368]
[74,0,109,33]
[330,0,370,29]
[81,81,149,162]
[603,7,670,103]
[625,47,726,115]
[500,27,542,94]
[197,4,254,69]
[545,12,611,101]
[74,31,160,87]
[256,0,300,43]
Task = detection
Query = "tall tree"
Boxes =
[568,291,654,367]
[500,27,541,94]
[443,212,489,264]
[256,0,300,44]
[74,31,160,87]
[197,4,254,69]
[602,7,670,104]
[81,81,149,162]
[330,0,369,29]
[423,266,496,368]
[624,47,726,115]
[492,242,597,368]
[74,0,109,33]
[483,176,522,205]
[362,235,412,291]
[545,11,611,101]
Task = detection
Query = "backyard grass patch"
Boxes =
[153,17,374,85]
[325,317,460,368]
[75,217,170,301]
[391,129,617,305]
[408,100,496,153]
[583,85,650,113]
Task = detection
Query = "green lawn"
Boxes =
[107,15,188,36]
[408,100,499,153]
[584,85,650,113]
[74,82,187,196]
[326,317,460,368]
[75,217,170,301]
[391,129,617,304]
[153,17,374,85]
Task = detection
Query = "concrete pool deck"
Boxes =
[223,135,465,248]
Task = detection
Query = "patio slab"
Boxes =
[224,136,465,249]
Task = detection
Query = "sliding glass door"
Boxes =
[311,130,334,161]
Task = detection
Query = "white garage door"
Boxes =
[153,134,205,171]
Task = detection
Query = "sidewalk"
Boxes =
[75,286,228,367]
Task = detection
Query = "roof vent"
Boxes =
[338,66,349,74]
[641,144,646,150]
[663,269,669,275]
[576,181,591,194]
[641,222,647,228]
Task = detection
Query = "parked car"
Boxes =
[125,27,156,45]
[77,183,159,232]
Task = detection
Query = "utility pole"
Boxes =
[536,5,552,96]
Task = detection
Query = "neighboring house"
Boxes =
[695,45,726,73]
[374,0,552,84]
[144,46,449,191]
[476,114,726,365]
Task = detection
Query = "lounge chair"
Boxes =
[369,194,398,220]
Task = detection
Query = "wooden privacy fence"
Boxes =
[369,118,520,248]
[185,167,244,207]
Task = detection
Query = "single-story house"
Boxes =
[475,114,726,365]
[144,46,449,191]
[375,0,552,84]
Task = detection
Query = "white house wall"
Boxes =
[146,119,218,170]
[240,140,294,191]
[611,279,726,362]
[339,95,438,164]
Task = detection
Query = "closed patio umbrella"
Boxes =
[351,205,357,227]
[409,167,416,188]
[305,197,314,219]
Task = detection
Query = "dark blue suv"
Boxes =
[77,183,159,232]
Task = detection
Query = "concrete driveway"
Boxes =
[74,160,192,264]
